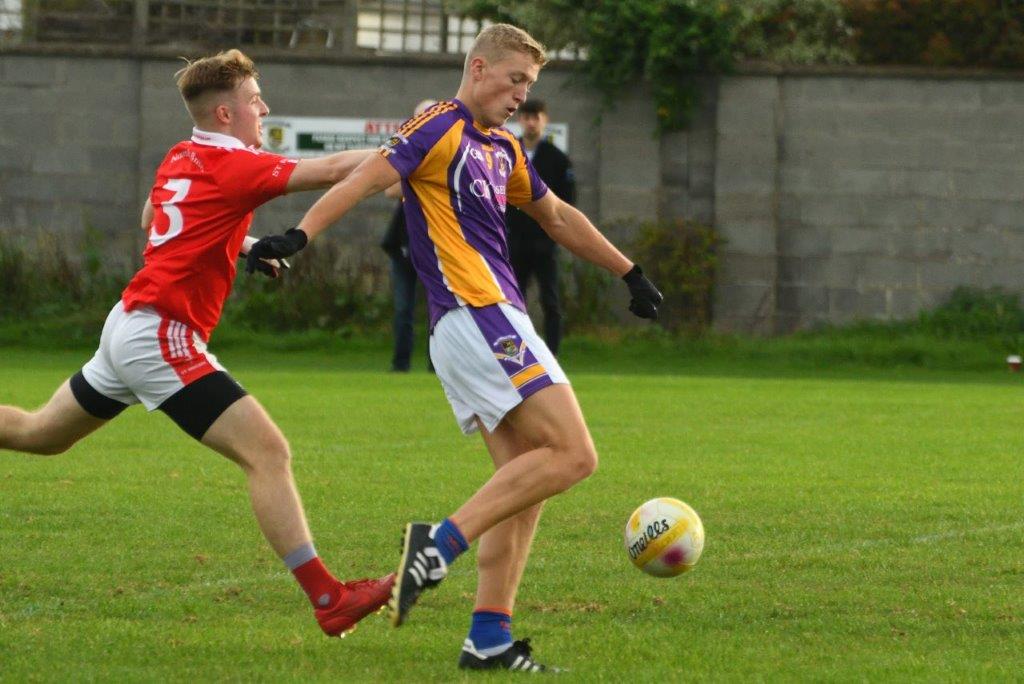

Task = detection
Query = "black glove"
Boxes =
[246,228,308,275]
[623,264,663,320]
[240,252,285,278]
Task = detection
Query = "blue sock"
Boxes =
[432,518,469,565]
[468,610,513,656]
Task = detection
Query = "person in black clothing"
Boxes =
[380,200,417,371]
[381,99,436,372]
[505,99,575,355]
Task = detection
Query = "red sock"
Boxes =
[292,557,344,608]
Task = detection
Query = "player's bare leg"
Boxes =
[455,418,546,667]
[450,384,597,541]
[201,395,311,556]
[474,504,543,608]
[0,381,107,455]
[475,419,544,613]
[391,384,596,631]
[201,394,393,636]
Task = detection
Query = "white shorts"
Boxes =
[81,301,228,411]
[429,303,569,435]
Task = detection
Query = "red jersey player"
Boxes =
[0,49,392,637]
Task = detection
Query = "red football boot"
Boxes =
[315,573,396,637]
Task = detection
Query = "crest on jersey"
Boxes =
[493,335,527,366]
[496,150,511,178]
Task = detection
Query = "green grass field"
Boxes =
[2,347,1023,681]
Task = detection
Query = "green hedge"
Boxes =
[737,0,856,65]
[4,232,1022,355]
[733,0,1024,68]
[844,0,1024,68]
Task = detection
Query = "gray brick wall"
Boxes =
[658,78,717,225]
[3,51,1023,333]
[712,76,781,334]
[0,55,143,265]
[743,73,1024,333]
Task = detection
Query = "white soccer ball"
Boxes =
[624,497,705,577]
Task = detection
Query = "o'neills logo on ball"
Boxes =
[628,518,672,560]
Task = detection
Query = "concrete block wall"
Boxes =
[713,72,1024,333]
[659,78,717,226]
[712,76,781,334]
[4,50,1024,333]
[0,56,142,266]
[770,74,1024,331]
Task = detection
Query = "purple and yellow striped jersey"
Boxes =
[379,99,549,328]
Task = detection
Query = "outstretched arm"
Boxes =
[244,154,401,273]
[518,192,663,319]
[519,192,632,276]
[285,149,379,193]
[298,154,401,240]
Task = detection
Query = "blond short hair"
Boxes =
[466,23,548,69]
[175,49,258,117]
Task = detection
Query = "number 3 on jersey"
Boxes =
[150,178,192,247]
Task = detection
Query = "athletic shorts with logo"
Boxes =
[430,302,568,434]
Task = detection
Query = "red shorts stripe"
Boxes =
[158,317,173,361]
[158,316,217,386]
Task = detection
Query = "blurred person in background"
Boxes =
[381,99,437,372]
[506,99,575,356]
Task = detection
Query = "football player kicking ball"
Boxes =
[0,49,393,637]
[248,25,663,671]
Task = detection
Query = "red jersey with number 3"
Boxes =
[121,129,298,340]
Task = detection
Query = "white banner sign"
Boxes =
[262,116,569,157]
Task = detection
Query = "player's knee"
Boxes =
[240,430,292,473]
[553,443,598,490]
[261,434,292,470]
[572,443,599,481]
